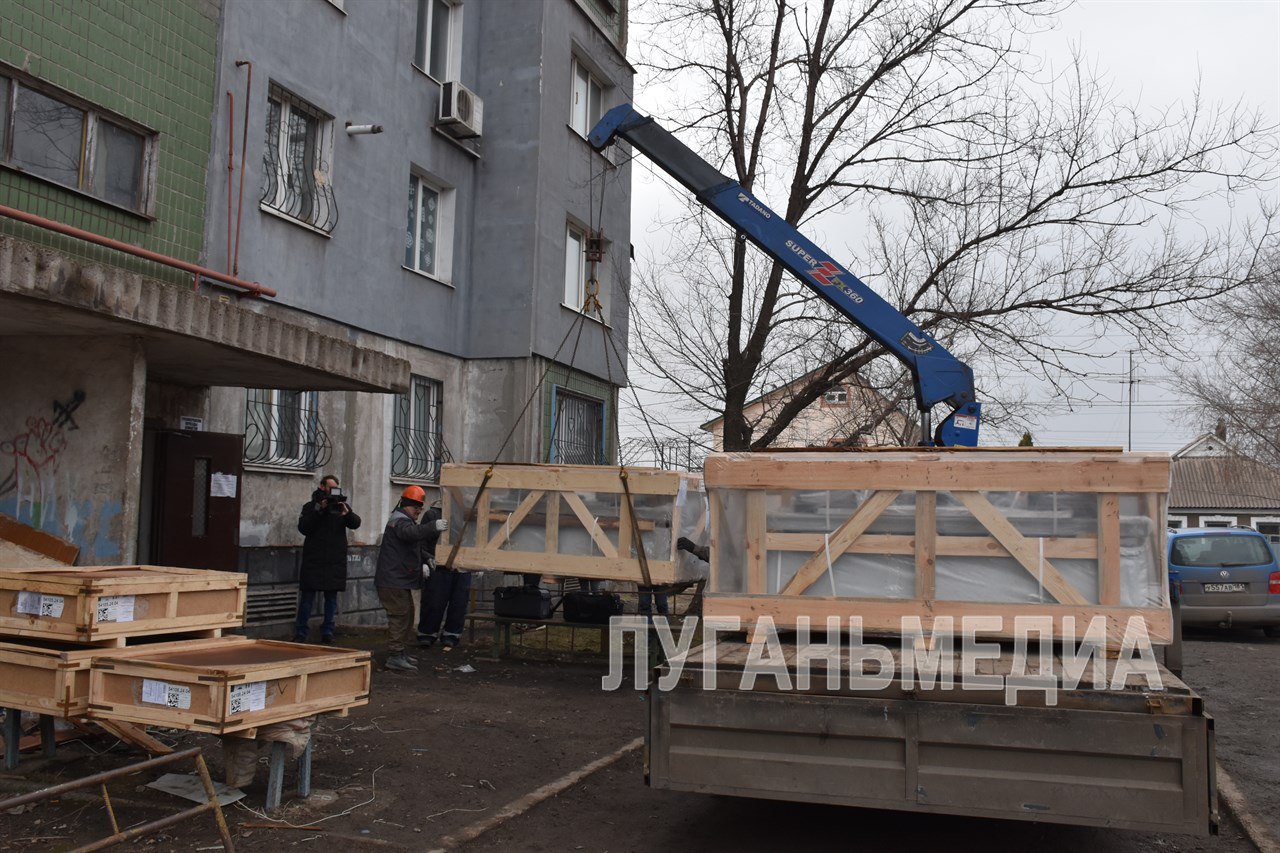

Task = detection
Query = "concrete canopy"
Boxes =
[0,235,410,393]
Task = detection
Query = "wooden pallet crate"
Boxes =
[702,448,1173,645]
[440,463,708,584]
[0,565,247,644]
[0,636,237,718]
[88,638,371,735]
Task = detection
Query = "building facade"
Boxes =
[0,0,635,631]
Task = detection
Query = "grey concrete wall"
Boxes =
[206,0,632,383]
[0,337,144,563]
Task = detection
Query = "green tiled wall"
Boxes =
[0,0,220,279]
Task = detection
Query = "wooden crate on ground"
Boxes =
[0,636,236,718]
[440,463,708,585]
[0,565,246,643]
[88,637,371,735]
[703,448,1172,645]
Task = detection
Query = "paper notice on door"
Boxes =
[95,594,135,623]
[142,679,192,710]
[228,681,267,715]
[210,473,238,498]
[17,591,65,618]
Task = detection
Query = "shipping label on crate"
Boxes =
[228,681,267,715]
[16,591,65,618]
[95,595,136,623]
[142,678,192,709]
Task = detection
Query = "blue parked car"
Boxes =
[1167,527,1280,636]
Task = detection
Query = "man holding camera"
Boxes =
[294,474,361,644]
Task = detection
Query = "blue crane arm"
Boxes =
[589,104,981,447]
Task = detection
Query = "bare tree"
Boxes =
[623,0,1279,451]
[1183,253,1280,465]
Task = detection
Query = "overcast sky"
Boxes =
[622,0,1280,453]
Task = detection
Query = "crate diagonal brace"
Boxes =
[780,490,901,596]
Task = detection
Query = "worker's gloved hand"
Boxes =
[434,519,449,532]
[677,537,697,553]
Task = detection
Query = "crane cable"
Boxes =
[587,162,654,589]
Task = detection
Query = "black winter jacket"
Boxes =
[297,489,362,591]
[374,507,441,589]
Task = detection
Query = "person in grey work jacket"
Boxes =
[374,485,447,673]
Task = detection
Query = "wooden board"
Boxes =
[702,449,1172,647]
[440,463,707,584]
[0,636,242,718]
[0,565,247,642]
[87,638,371,734]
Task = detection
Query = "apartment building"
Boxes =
[0,0,634,630]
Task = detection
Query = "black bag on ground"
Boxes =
[563,591,624,625]
[493,585,552,619]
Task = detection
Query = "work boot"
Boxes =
[418,634,437,649]
[441,635,459,651]
[385,654,418,672]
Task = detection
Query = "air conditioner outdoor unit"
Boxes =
[438,81,483,139]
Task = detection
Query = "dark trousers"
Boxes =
[418,569,472,642]
[638,586,669,617]
[295,590,338,639]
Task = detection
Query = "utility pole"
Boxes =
[1126,350,1140,452]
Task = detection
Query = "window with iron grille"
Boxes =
[549,388,604,464]
[261,85,337,233]
[392,376,448,481]
[0,71,154,213]
[243,389,332,470]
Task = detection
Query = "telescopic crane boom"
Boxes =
[588,104,981,447]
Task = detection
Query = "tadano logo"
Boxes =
[737,192,772,219]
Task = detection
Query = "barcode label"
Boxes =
[228,681,267,715]
[16,591,65,618]
[141,679,192,709]
[96,595,135,623]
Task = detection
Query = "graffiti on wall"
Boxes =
[0,390,87,529]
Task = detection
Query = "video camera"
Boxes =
[328,488,347,513]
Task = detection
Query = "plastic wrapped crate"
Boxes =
[702,448,1172,644]
[440,463,708,584]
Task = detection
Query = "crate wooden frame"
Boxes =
[88,638,371,735]
[0,637,235,718]
[0,565,247,644]
[702,449,1173,645]
[440,463,706,584]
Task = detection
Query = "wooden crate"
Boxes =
[0,565,247,643]
[440,463,708,584]
[0,636,235,718]
[88,638,371,735]
[702,448,1173,645]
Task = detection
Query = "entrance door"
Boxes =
[149,430,243,572]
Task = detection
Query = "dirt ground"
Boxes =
[0,625,1273,852]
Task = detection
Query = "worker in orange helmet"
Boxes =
[373,485,447,672]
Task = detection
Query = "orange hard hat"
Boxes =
[400,485,426,506]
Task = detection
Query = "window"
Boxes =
[261,85,337,233]
[1254,519,1280,545]
[823,388,849,405]
[0,73,153,213]
[415,0,457,81]
[1201,515,1235,528]
[564,222,606,315]
[405,172,453,280]
[549,389,604,464]
[570,58,604,137]
[391,376,448,481]
[243,389,331,470]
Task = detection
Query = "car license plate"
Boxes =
[1203,582,1247,593]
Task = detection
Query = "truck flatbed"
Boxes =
[648,638,1216,834]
